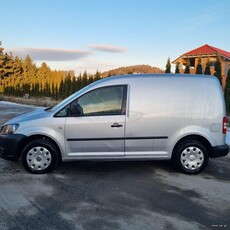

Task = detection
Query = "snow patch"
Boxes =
[0,101,40,108]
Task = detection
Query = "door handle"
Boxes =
[111,123,123,128]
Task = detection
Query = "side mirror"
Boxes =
[70,104,83,116]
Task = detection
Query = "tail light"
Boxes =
[223,117,227,134]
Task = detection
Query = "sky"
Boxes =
[1,0,230,75]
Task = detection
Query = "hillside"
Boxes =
[101,64,164,77]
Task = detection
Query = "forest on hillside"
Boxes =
[101,65,163,77]
[0,47,163,100]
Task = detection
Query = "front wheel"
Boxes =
[22,139,59,174]
[173,140,209,174]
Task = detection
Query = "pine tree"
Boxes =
[51,83,55,99]
[88,75,94,84]
[224,68,230,114]
[165,58,171,73]
[4,53,14,77]
[214,54,222,85]
[22,55,37,93]
[94,70,101,81]
[204,58,211,75]
[76,74,81,91]
[13,56,23,78]
[59,79,64,99]
[55,85,58,100]
[81,71,88,88]
[196,57,203,74]
[64,74,72,98]
[0,47,7,79]
[175,62,180,74]
[37,62,52,94]
[71,76,77,94]
[184,59,190,74]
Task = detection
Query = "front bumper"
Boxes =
[0,134,27,161]
[210,144,229,158]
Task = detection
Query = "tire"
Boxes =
[22,139,59,174]
[172,140,209,174]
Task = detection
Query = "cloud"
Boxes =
[7,47,91,61]
[89,44,127,53]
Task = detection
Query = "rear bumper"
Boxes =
[0,134,27,161]
[210,144,229,158]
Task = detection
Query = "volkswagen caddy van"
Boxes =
[0,74,229,174]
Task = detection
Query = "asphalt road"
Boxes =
[0,101,229,230]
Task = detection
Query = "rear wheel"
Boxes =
[22,139,59,174]
[173,140,209,174]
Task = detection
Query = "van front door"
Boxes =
[64,85,127,158]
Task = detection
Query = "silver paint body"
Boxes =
[8,74,227,161]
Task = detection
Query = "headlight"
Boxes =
[0,124,19,134]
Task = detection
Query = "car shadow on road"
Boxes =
[56,160,176,175]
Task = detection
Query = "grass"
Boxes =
[0,95,59,107]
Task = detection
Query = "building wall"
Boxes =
[179,56,230,87]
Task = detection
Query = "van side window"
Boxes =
[69,85,127,116]
[55,85,127,117]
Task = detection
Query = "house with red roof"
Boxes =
[172,44,230,86]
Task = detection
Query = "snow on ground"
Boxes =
[0,100,41,108]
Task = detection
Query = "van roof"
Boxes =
[108,73,214,79]
[84,74,220,93]
[93,73,217,86]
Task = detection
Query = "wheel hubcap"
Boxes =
[181,146,204,171]
[26,146,52,171]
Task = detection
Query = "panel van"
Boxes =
[0,74,229,174]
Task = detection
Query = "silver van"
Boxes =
[0,74,229,174]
